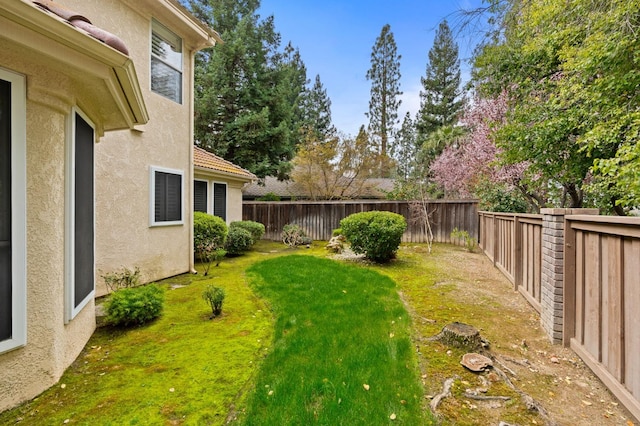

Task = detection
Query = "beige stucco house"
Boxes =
[0,0,220,412]
[194,146,256,223]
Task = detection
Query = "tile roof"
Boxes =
[193,146,256,180]
[33,0,129,55]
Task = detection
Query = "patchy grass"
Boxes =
[0,241,289,425]
[235,255,429,425]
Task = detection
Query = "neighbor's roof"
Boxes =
[193,146,256,181]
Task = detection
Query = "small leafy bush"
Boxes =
[451,227,477,252]
[340,211,407,262]
[256,192,281,201]
[202,285,225,318]
[225,226,253,255]
[194,212,228,275]
[230,220,265,243]
[282,224,308,247]
[105,284,164,327]
[332,228,343,237]
[101,266,141,293]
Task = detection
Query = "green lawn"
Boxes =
[0,242,432,425]
[237,255,428,425]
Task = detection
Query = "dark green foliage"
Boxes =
[281,223,308,247]
[105,285,164,327]
[202,285,225,318]
[256,192,281,201]
[417,20,463,143]
[340,211,407,262]
[298,74,336,141]
[331,228,342,237]
[225,227,254,255]
[187,0,308,179]
[476,180,529,213]
[366,24,402,175]
[230,220,265,243]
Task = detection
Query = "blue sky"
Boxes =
[258,0,487,136]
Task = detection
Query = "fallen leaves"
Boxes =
[363,384,370,391]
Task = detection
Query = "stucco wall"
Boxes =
[61,0,199,295]
[0,48,96,412]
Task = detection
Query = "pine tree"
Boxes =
[366,24,402,176]
[299,74,336,141]
[187,0,307,179]
[416,20,463,148]
[395,112,416,181]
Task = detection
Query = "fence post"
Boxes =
[540,208,599,344]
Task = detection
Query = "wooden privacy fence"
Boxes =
[478,212,543,312]
[563,215,640,421]
[243,200,478,243]
[479,209,640,421]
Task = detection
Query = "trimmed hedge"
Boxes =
[225,226,253,255]
[194,212,227,251]
[340,211,407,262]
[105,284,164,327]
[229,220,265,243]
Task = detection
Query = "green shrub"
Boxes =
[101,266,141,293]
[331,228,343,237]
[340,211,407,263]
[194,212,228,275]
[230,220,265,243]
[202,285,226,319]
[451,227,477,252]
[105,284,164,327]
[225,226,253,255]
[282,224,308,247]
[256,192,281,201]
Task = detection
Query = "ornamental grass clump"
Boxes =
[340,211,407,262]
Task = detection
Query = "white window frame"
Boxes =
[0,68,27,354]
[150,19,183,104]
[150,165,184,227]
[65,107,96,323]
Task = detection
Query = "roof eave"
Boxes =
[194,165,257,183]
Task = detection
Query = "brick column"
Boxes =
[540,208,598,344]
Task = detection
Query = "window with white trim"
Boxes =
[65,109,96,322]
[0,67,27,353]
[151,19,182,103]
[150,166,184,226]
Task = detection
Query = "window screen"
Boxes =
[194,180,208,213]
[213,183,227,221]
[154,170,182,223]
[0,79,11,341]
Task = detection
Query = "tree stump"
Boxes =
[431,322,489,351]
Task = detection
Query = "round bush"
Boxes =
[340,211,407,262]
[105,284,164,327]
[194,212,228,255]
[225,226,253,255]
[230,220,265,243]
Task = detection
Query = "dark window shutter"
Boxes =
[155,171,182,222]
[213,183,226,221]
[194,181,208,213]
[0,79,12,340]
[74,113,95,308]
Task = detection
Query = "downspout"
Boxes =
[188,48,196,274]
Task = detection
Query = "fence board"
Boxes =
[243,200,479,243]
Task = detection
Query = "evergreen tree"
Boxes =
[416,20,463,149]
[395,112,416,181]
[187,0,307,179]
[366,24,402,176]
[299,74,336,141]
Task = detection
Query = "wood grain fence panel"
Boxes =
[575,230,585,345]
[583,232,602,361]
[601,235,623,381]
[624,238,640,399]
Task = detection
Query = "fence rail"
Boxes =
[478,211,543,312]
[563,215,640,421]
[243,200,479,243]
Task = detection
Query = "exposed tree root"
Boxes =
[430,376,458,413]
[463,392,511,401]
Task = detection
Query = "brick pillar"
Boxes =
[540,208,598,344]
